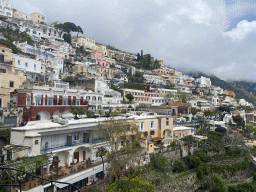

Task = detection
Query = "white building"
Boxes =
[0,0,13,17]
[12,54,42,81]
[210,86,223,96]
[143,74,164,85]
[13,9,33,21]
[196,76,211,88]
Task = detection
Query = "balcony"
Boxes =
[150,126,156,131]
[40,139,106,153]
[0,60,13,65]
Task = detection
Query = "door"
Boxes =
[83,151,86,161]
[74,152,79,163]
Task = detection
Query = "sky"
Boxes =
[8,0,256,81]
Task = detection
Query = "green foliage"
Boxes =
[197,169,203,180]
[63,33,71,44]
[0,129,11,142]
[70,106,87,118]
[233,115,245,128]
[64,22,79,33]
[85,110,94,118]
[210,174,227,192]
[228,182,256,192]
[126,93,134,102]
[0,110,3,117]
[0,39,20,54]
[218,105,231,113]
[164,83,175,89]
[193,150,208,162]
[0,171,12,192]
[105,176,158,192]
[204,110,214,117]
[176,91,189,103]
[184,155,202,169]
[172,160,188,173]
[191,107,199,117]
[127,72,145,84]
[54,23,70,33]
[137,53,160,70]
[150,154,170,173]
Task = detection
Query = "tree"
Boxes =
[96,147,107,178]
[54,23,70,33]
[97,119,142,181]
[85,110,94,118]
[176,91,189,103]
[184,155,201,169]
[76,25,83,37]
[191,107,199,118]
[63,33,71,44]
[172,160,188,173]
[136,53,141,62]
[204,110,214,117]
[164,92,174,102]
[105,176,158,192]
[64,22,78,33]
[210,174,227,192]
[126,93,134,102]
[150,154,170,173]
[70,106,86,119]
[164,83,175,89]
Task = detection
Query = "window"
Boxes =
[140,122,144,131]
[36,99,41,105]
[151,121,154,128]
[63,100,67,105]
[35,140,38,145]
[74,132,79,140]
[9,81,14,87]
[0,54,4,62]
[48,100,53,106]
[166,118,169,126]
[76,100,80,105]
[25,62,28,67]
[18,60,20,65]
[150,131,155,135]
[86,96,90,100]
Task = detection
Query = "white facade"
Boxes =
[210,86,223,96]
[0,0,13,17]
[12,54,42,81]
[151,97,167,106]
[196,76,211,88]
[144,74,164,85]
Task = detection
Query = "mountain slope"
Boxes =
[229,81,256,96]
[186,72,256,106]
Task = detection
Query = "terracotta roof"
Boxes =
[152,137,162,141]
[0,44,11,50]
[161,102,190,107]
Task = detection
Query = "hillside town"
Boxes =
[1,0,256,192]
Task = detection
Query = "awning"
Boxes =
[152,137,162,141]
[56,167,103,189]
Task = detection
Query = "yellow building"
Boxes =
[72,37,96,50]
[152,67,175,75]
[96,43,107,57]
[31,12,46,24]
[135,115,173,153]
[0,45,26,108]
[106,49,116,58]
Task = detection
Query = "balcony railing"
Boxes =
[40,139,106,153]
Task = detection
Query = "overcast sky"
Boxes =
[9,0,256,81]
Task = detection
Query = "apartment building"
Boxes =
[0,0,13,17]
[12,54,42,81]
[30,12,46,24]
[13,9,33,21]
[72,36,96,50]
[90,50,110,69]
[0,45,26,108]
[17,83,89,122]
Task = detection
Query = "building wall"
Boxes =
[0,87,10,107]
[12,54,42,80]
[72,37,96,50]
[0,73,26,92]
[31,12,46,24]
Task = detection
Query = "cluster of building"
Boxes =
[0,0,255,191]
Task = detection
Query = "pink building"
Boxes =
[91,50,110,68]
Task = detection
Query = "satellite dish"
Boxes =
[28,151,32,157]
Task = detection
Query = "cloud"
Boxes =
[8,0,256,81]
[223,20,256,40]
